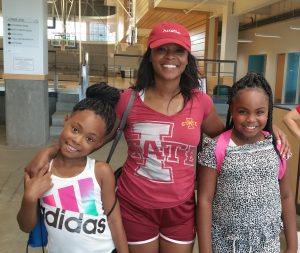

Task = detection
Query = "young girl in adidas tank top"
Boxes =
[197,72,297,253]
[17,83,128,253]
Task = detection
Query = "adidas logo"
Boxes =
[43,177,99,217]
[42,207,107,234]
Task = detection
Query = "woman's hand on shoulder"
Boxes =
[25,143,59,177]
[272,124,292,159]
[24,164,53,202]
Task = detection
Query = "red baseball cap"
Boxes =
[147,22,191,52]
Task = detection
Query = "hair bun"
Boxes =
[85,82,120,107]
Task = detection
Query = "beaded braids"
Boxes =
[226,72,279,154]
[134,48,201,101]
[72,82,120,136]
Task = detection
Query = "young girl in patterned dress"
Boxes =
[197,72,297,253]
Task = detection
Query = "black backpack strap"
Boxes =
[106,197,118,218]
[106,89,136,163]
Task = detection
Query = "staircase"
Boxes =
[50,92,80,136]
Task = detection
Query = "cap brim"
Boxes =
[149,38,191,52]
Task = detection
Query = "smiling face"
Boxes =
[230,87,269,144]
[59,110,106,159]
[150,43,188,83]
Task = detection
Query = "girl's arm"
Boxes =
[279,167,298,253]
[17,166,53,232]
[95,162,129,253]
[25,143,59,177]
[283,108,300,140]
[197,166,217,253]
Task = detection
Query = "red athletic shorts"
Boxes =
[117,192,196,244]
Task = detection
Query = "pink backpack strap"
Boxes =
[276,143,286,180]
[215,129,232,174]
[215,129,286,178]
[262,131,286,180]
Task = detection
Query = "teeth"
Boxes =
[163,64,176,68]
[246,126,256,129]
[66,144,77,152]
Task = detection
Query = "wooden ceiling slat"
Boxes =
[137,9,209,31]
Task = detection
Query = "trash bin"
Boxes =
[213,85,231,96]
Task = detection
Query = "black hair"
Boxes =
[134,48,201,102]
[72,82,120,136]
[226,72,279,155]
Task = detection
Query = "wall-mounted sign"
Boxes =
[6,17,39,47]
[13,57,34,71]
[3,0,48,75]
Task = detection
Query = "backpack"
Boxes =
[215,129,286,180]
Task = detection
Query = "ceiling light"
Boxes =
[238,39,253,43]
[290,25,300,30]
[254,33,281,38]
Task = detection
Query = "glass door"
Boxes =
[284,52,300,104]
[248,55,266,75]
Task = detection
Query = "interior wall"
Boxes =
[47,42,143,77]
[0,38,143,80]
[237,16,300,90]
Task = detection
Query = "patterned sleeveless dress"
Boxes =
[198,135,283,253]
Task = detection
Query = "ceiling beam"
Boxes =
[233,0,281,16]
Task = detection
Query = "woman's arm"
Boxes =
[17,166,53,232]
[283,108,300,140]
[279,167,298,253]
[201,106,225,138]
[95,162,129,253]
[25,143,59,177]
[197,166,217,253]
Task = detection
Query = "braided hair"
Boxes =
[226,72,278,154]
[72,82,120,136]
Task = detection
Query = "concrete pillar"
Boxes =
[220,1,239,74]
[5,80,49,147]
[207,17,219,76]
[207,17,218,61]
[3,0,49,147]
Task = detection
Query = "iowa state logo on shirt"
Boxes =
[181,118,197,129]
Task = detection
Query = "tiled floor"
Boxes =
[0,124,299,253]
